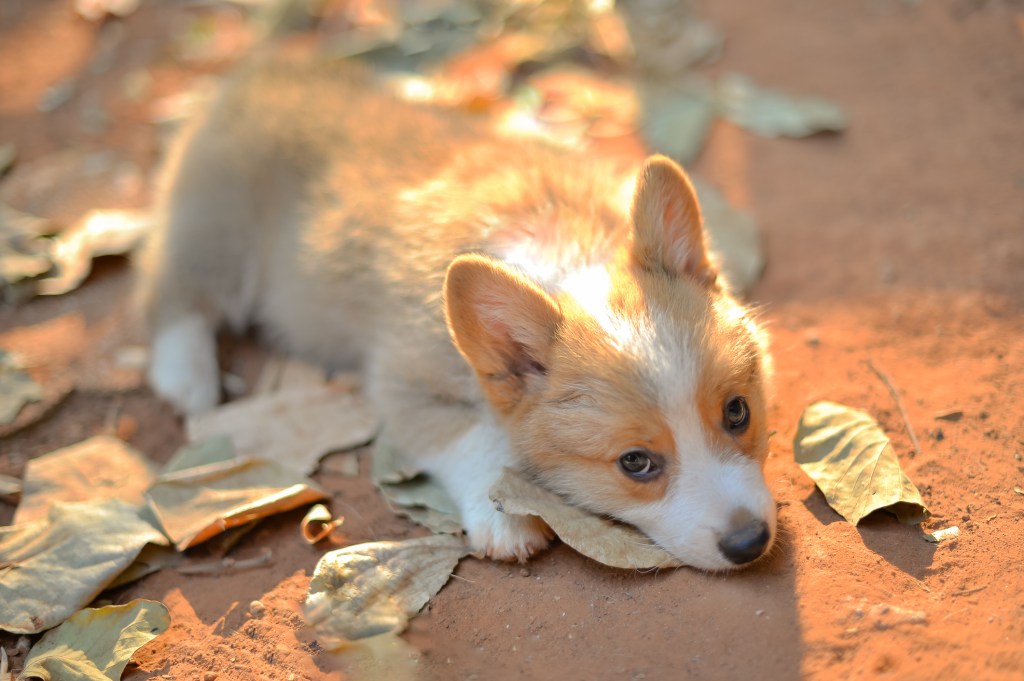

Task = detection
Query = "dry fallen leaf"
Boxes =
[0,204,54,300]
[0,499,166,634]
[691,178,764,295]
[716,72,847,138]
[489,468,681,570]
[146,439,328,550]
[639,78,715,165]
[0,350,43,425]
[37,210,153,296]
[371,439,462,534]
[253,355,330,394]
[619,0,723,77]
[301,503,344,544]
[794,401,930,525]
[18,599,169,681]
[14,435,157,524]
[0,473,21,500]
[187,382,378,476]
[106,543,183,590]
[304,535,470,647]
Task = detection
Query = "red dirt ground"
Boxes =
[1,1,1022,680]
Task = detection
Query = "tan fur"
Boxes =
[141,55,775,567]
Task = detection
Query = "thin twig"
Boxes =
[867,359,922,458]
[951,585,988,597]
[176,548,273,575]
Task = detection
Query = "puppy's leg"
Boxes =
[367,344,551,560]
[138,114,278,413]
[414,416,553,561]
[147,312,220,414]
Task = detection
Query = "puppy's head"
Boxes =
[444,155,775,571]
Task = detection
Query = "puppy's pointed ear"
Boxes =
[444,254,561,413]
[630,155,717,286]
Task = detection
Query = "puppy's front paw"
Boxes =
[465,505,553,562]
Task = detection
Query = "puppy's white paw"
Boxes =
[464,504,553,562]
[148,315,220,414]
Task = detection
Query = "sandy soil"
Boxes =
[1,1,1022,679]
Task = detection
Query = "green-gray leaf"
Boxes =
[794,401,929,525]
[0,350,43,425]
[18,600,170,681]
[716,72,847,138]
[303,535,470,647]
[639,78,716,165]
[691,178,764,295]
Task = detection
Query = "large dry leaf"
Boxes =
[253,355,331,394]
[794,401,930,525]
[18,599,169,681]
[106,543,183,590]
[37,210,152,296]
[489,468,680,570]
[716,72,847,138]
[0,350,43,425]
[187,382,378,476]
[0,499,166,634]
[14,435,157,524]
[692,178,765,295]
[304,535,470,647]
[146,440,328,550]
[371,439,462,535]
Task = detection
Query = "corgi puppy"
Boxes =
[140,57,776,570]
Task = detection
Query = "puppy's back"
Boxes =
[139,57,488,343]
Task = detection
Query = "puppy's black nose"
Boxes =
[718,519,770,565]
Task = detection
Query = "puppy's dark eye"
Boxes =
[723,396,750,433]
[618,449,660,480]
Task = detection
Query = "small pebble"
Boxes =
[204,672,218,681]
[249,600,266,617]
[519,567,531,578]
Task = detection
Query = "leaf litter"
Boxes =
[0,499,166,634]
[18,599,169,681]
[716,72,847,138]
[794,401,930,525]
[691,178,764,295]
[490,468,680,570]
[301,503,345,545]
[13,435,156,524]
[0,351,42,425]
[0,207,151,301]
[371,437,462,535]
[187,380,378,476]
[304,534,471,646]
[36,210,153,297]
[145,437,328,550]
